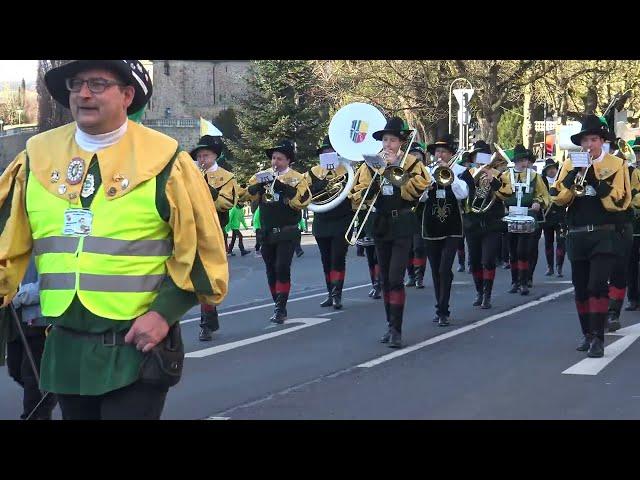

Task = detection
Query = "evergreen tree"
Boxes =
[229,60,329,182]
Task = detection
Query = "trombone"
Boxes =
[345,129,418,245]
[429,148,466,187]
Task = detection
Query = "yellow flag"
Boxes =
[200,117,223,137]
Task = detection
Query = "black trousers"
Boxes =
[509,232,536,285]
[500,233,510,264]
[568,230,617,342]
[375,236,412,332]
[316,235,348,294]
[426,237,459,317]
[7,325,58,420]
[365,244,379,286]
[608,223,634,314]
[528,228,543,281]
[261,240,296,301]
[467,231,501,295]
[57,380,168,420]
[457,236,466,266]
[255,229,262,252]
[543,224,566,270]
[228,229,246,253]
[628,236,640,302]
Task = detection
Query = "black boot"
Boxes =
[520,283,530,296]
[388,327,402,348]
[607,310,621,332]
[576,334,592,351]
[587,336,604,358]
[457,263,465,273]
[199,324,212,341]
[481,279,493,309]
[432,313,440,323]
[473,291,483,306]
[509,283,520,294]
[380,326,391,343]
[438,315,451,327]
[405,275,416,287]
[625,300,639,311]
[270,293,288,324]
[415,266,425,289]
[331,280,343,310]
[545,266,554,276]
[556,264,563,277]
[520,271,529,295]
[372,279,382,299]
[320,295,333,307]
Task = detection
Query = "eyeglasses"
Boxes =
[65,77,126,94]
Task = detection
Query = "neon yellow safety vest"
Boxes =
[26,172,172,320]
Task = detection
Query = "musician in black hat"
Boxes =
[304,135,352,309]
[523,154,546,288]
[420,134,474,326]
[605,137,640,331]
[247,140,311,324]
[553,115,631,358]
[463,140,506,309]
[625,138,640,312]
[191,135,239,341]
[404,142,428,289]
[497,145,549,296]
[542,158,566,277]
[350,117,430,347]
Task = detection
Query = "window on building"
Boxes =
[164,61,170,76]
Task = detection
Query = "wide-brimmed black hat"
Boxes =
[266,139,296,162]
[44,60,152,115]
[408,142,426,156]
[372,116,411,141]
[570,114,616,146]
[468,140,491,155]
[316,135,334,155]
[427,134,456,155]
[513,144,534,162]
[541,158,560,176]
[190,135,224,158]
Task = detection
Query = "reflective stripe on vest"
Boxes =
[27,171,172,320]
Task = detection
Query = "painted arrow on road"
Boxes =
[562,323,640,376]
[186,318,332,358]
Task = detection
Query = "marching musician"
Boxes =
[463,140,505,309]
[304,135,352,310]
[553,115,631,358]
[625,138,640,312]
[420,134,473,326]
[404,142,428,289]
[246,140,312,324]
[497,144,549,296]
[541,158,566,277]
[605,137,639,332]
[350,117,430,348]
[191,135,239,341]
[524,154,546,288]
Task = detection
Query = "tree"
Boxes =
[228,61,328,182]
[37,60,73,132]
[497,108,523,149]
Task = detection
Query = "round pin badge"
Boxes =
[67,158,85,185]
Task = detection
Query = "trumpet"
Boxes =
[262,174,279,202]
[429,148,465,187]
[197,161,208,175]
[571,149,593,197]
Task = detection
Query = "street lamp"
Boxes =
[448,78,474,150]
[15,109,24,125]
[0,119,4,132]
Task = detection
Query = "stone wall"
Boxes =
[147,125,199,151]
[146,60,250,121]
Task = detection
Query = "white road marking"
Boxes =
[357,287,575,368]
[180,284,371,325]
[562,323,640,376]
[319,311,345,317]
[204,416,230,420]
[186,318,332,358]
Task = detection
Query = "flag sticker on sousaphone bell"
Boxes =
[350,120,369,144]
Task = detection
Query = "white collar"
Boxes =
[275,167,290,175]
[75,120,128,153]
[206,163,219,173]
[592,149,606,163]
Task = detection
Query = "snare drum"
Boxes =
[503,214,536,234]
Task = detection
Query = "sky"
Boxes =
[0,60,38,84]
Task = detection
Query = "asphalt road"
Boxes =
[2,235,640,420]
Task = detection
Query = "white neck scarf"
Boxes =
[75,120,128,153]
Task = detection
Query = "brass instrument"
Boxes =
[310,167,350,206]
[571,149,593,197]
[468,144,510,213]
[616,138,637,164]
[429,149,465,187]
[255,169,279,202]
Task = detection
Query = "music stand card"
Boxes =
[319,152,339,170]
[603,143,611,153]
[362,154,385,171]
[569,152,590,168]
[509,206,528,216]
[475,152,491,165]
[256,171,275,184]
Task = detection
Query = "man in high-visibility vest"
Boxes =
[0,60,228,420]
